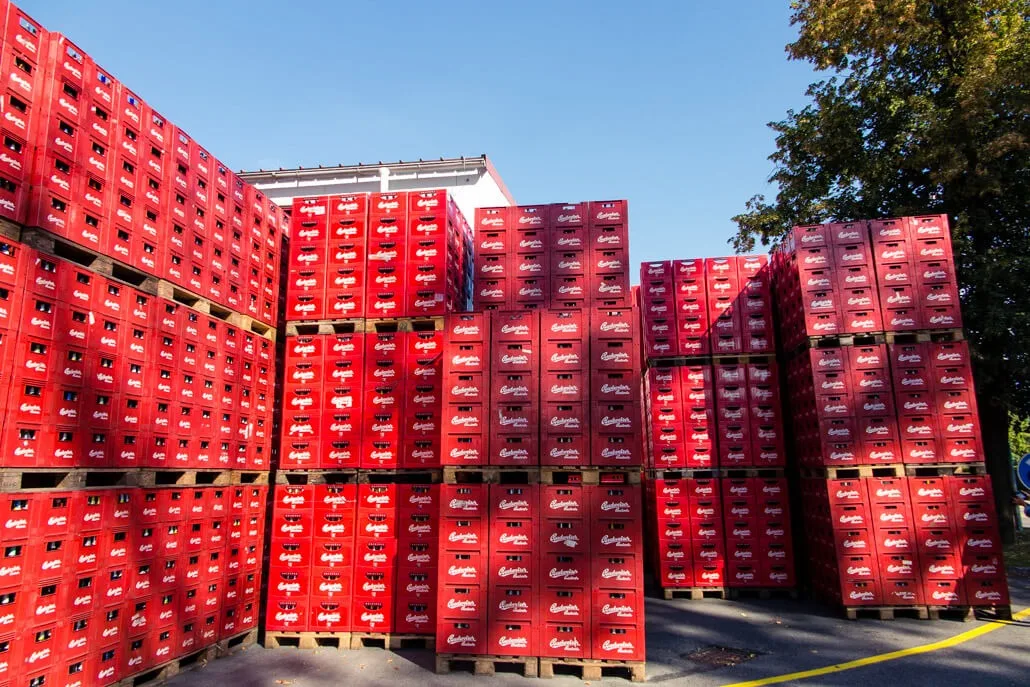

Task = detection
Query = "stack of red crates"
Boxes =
[802,474,1006,609]
[639,256,774,357]
[487,485,538,656]
[286,191,472,320]
[0,5,279,683]
[775,216,1008,614]
[646,476,726,589]
[539,485,590,659]
[280,330,446,471]
[0,485,265,686]
[2,3,281,327]
[442,313,489,467]
[772,216,959,352]
[590,484,645,661]
[639,255,794,597]
[436,484,489,654]
[473,201,630,310]
[395,484,439,634]
[489,311,540,467]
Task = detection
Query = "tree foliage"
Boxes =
[1011,414,1030,462]
[734,0,1030,417]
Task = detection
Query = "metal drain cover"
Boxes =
[684,646,759,668]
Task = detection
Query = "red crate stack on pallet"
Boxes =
[473,201,629,310]
[774,215,1008,617]
[0,484,267,686]
[590,483,645,662]
[489,311,540,468]
[434,199,645,676]
[436,483,489,654]
[639,255,795,600]
[487,484,539,656]
[639,256,773,358]
[442,313,489,467]
[272,190,473,646]
[285,191,472,321]
[0,3,278,683]
[539,484,590,659]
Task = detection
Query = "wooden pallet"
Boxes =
[233,470,270,485]
[357,469,442,484]
[905,463,987,477]
[286,317,444,336]
[645,469,720,482]
[722,467,788,479]
[19,226,160,294]
[135,469,236,487]
[156,281,276,341]
[348,632,434,650]
[435,654,539,678]
[274,470,359,485]
[728,587,799,601]
[442,466,539,484]
[117,628,257,686]
[844,605,930,621]
[646,355,718,369]
[799,464,906,479]
[0,468,138,492]
[540,467,641,486]
[538,657,645,682]
[884,329,965,344]
[264,631,351,650]
[926,606,977,621]
[804,333,887,350]
[971,605,1014,621]
[661,587,727,600]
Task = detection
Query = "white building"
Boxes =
[237,155,514,231]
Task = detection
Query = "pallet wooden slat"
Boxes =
[538,657,645,682]
[285,317,444,336]
[728,587,799,601]
[844,606,930,621]
[435,654,539,678]
[0,468,268,492]
[661,587,728,600]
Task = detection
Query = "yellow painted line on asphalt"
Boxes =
[722,607,1030,687]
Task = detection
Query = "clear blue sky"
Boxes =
[22,0,816,266]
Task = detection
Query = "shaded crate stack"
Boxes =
[2,5,282,327]
[802,474,1006,613]
[441,313,490,468]
[771,215,959,352]
[434,482,646,669]
[775,216,1009,616]
[639,256,773,357]
[0,483,266,686]
[285,191,472,321]
[442,308,643,470]
[473,200,630,310]
[489,311,539,467]
[638,256,794,599]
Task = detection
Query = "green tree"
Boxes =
[1011,415,1030,463]
[734,1,1030,542]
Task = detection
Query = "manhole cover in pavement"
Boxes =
[683,646,759,668]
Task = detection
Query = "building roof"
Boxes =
[237,154,515,205]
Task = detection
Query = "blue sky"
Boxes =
[22,1,816,265]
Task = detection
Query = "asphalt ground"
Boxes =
[168,570,1030,686]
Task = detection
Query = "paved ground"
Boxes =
[169,573,1030,686]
